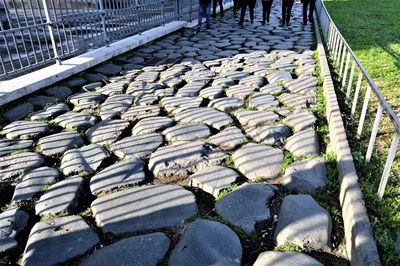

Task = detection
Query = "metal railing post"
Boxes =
[351,72,363,116]
[161,0,165,25]
[366,104,383,163]
[189,0,193,21]
[42,0,61,65]
[346,61,356,100]
[98,0,109,46]
[356,85,372,139]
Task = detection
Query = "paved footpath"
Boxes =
[0,2,336,266]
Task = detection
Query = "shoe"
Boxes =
[196,27,201,33]
[206,25,211,30]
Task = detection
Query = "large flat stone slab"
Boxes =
[90,158,145,195]
[233,143,283,180]
[253,251,323,266]
[285,129,319,156]
[121,105,161,122]
[132,116,174,135]
[283,111,316,133]
[161,96,203,114]
[4,103,34,122]
[0,208,29,255]
[246,125,291,146]
[248,93,279,111]
[215,183,275,234]
[37,131,84,156]
[22,216,100,266]
[80,233,170,266]
[11,167,59,203]
[226,85,255,100]
[2,121,48,140]
[68,92,104,105]
[169,219,242,266]
[274,194,332,251]
[199,86,224,100]
[235,109,279,127]
[110,133,163,159]
[99,94,133,119]
[207,126,247,151]
[54,112,98,130]
[209,97,244,112]
[163,123,210,142]
[35,176,84,216]
[0,139,33,157]
[61,144,109,176]
[91,185,197,234]
[189,166,238,198]
[30,103,69,121]
[0,152,44,181]
[86,119,130,146]
[175,107,233,130]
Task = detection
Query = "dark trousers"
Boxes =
[233,0,241,15]
[302,0,316,24]
[282,0,294,25]
[262,0,273,23]
[239,0,256,24]
[213,0,224,16]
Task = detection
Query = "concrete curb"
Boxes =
[314,14,381,266]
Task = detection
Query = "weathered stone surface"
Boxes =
[239,75,265,88]
[233,143,283,180]
[90,159,145,194]
[0,152,44,181]
[212,77,235,87]
[285,76,318,96]
[3,121,48,139]
[95,63,122,75]
[80,233,170,266]
[4,103,34,122]
[38,131,84,156]
[209,97,244,112]
[260,84,284,95]
[68,92,104,105]
[72,101,100,115]
[0,208,29,255]
[54,112,97,130]
[121,105,160,122]
[0,139,33,157]
[96,82,126,96]
[226,85,255,100]
[189,166,238,197]
[134,93,158,106]
[253,251,323,266]
[91,185,197,234]
[248,93,279,110]
[283,157,327,195]
[161,96,203,113]
[246,125,291,146]
[274,194,332,251]
[66,76,86,88]
[11,167,59,203]
[136,71,160,83]
[169,219,242,266]
[132,116,174,135]
[35,176,84,216]
[235,109,279,127]
[27,95,58,108]
[163,123,210,142]
[86,119,130,146]
[99,94,133,119]
[44,86,73,100]
[110,134,163,159]
[61,144,109,176]
[22,216,100,266]
[285,129,319,156]
[199,86,224,100]
[216,183,275,234]
[283,111,316,132]
[175,107,233,130]
[207,126,247,151]
[30,103,69,121]
[279,93,315,110]
[176,82,205,97]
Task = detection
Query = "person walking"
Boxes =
[239,0,257,26]
[262,0,273,25]
[302,0,316,25]
[197,0,212,32]
[212,0,224,17]
[281,0,295,26]
[233,0,241,17]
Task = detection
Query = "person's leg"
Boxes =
[233,0,238,15]
[266,0,273,22]
[212,0,217,17]
[303,0,309,24]
[282,0,287,26]
[206,3,212,28]
[198,4,205,28]
[218,0,224,16]
[239,1,246,25]
[286,0,294,25]
[249,1,255,23]
[309,0,316,22]
[262,1,267,24]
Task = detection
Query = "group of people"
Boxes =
[198,0,316,31]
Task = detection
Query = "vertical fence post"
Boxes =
[351,72,363,116]
[42,0,61,65]
[366,104,383,163]
[356,85,372,139]
[161,0,165,25]
[98,0,108,46]
[346,61,356,99]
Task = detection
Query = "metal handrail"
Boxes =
[315,0,400,198]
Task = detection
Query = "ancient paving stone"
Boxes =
[246,125,291,146]
[274,194,332,251]
[110,134,163,159]
[235,109,279,127]
[248,93,279,110]
[134,93,158,106]
[283,111,317,132]
[199,86,224,100]
[11,167,59,203]
[95,63,122,75]
[30,103,69,121]
[37,131,84,156]
[207,126,247,150]
[154,87,175,97]
[284,76,318,96]
[136,71,160,83]
[279,93,315,110]
[216,183,275,234]
[189,166,238,197]
[2,121,48,140]
[212,77,235,87]
[169,219,242,266]
[66,76,86,88]
[126,81,160,96]
[68,92,104,105]
[161,96,203,113]
[90,159,145,195]
[80,233,170,266]
[22,216,100,266]
[91,185,197,234]
[253,251,323,266]
[226,85,255,100]
[27,95,58,108]
[0,208,29,255]
[4,103,34,122]
[96,82,126,96]
[61,144,109,176]
[163,123,210,142]
[0,152,44,181]
[176,82,205,97]
[283,157,327,195]
[0,139,33,157]
[73,101,100,115]
[285,129,319,156]
[35,176,84,216]
[132,116,174,135]
[239,75,265,88]
[82,82,102,91]
[121,105,160,122]
[99,94,133,119]
[86,119,130,146]
[267,71,293,84]
[223,71,249,81]
[54,112,97,130]
[233,143,283,181]
[44,86,73,100]
[84,73,108,83]
[260,83,284,95]
[209,97,244,112]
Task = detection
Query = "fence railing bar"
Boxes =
[346,60,355,100]
[366,104,384,163]
[356,85,372,139]
[351,72,363,117]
